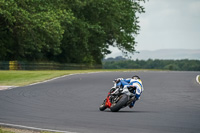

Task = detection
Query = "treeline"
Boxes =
[0,0,145,65]
[103,58,200,71]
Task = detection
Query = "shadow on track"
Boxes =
[102,110,157,113]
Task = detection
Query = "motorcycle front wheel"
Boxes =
[110,94,128,112]
[99,99,107,111]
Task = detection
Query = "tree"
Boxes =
[57,0,146,64]
[0,0,146,64]
[0,0,73,61]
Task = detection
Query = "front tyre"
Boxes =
[110,94,128,112]
[99,99,107,111]
[99,104,107,111]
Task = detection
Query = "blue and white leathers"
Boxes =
[116,78,144,107]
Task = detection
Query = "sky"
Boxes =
[107,0,200,57]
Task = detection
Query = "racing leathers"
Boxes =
[112,78,144,108]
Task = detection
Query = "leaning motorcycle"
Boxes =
[99,85,136,112]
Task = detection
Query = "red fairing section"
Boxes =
[105,92,112,108]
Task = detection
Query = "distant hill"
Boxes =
[133,49,200,60]
[106,49,200,60]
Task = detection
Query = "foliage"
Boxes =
[0,0,74,61]
[0,128,14,133]
[103,57,200,71]
[0,0,145,64]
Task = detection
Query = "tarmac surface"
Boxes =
[0,71,200,133]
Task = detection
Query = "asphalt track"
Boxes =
[0,71,200,133]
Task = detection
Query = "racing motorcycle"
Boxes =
[99,85,137,112]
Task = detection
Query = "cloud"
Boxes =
[106,0,200,58]
[188,1,200,16]
[136,0,200,50]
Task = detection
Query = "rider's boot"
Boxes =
[129,97,137,108]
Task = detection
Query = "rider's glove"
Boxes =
[114,78,123,83]
[110,87,116,93]
[127,85,136,93]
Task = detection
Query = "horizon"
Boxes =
[105,48,200,60]
[108,0,200,59]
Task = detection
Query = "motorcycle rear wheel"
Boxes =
[110,94,128,112]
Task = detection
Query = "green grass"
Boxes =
[0,69,133,86]
[0,70,102,86]
[0,128,14,133]
[0,69,160,86]
[0,127,57,133]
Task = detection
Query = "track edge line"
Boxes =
[0,122,77,133]
[196,75,200,84]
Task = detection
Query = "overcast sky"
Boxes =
[107,0,200,57]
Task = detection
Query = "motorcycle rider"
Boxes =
[111,75,144,108]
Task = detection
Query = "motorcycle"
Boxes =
[99,85,137,112]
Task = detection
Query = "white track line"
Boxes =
[0,72,107,132]
[0,122,77,133]
[28,73,77,86]
[196,75,200,84]
[0,86,18,91]
[1,72,106,90]
[27,72,107,87]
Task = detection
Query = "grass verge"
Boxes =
[0,69,150,86]
[0,127,55,133]
[0,70,102,86]
[0,128,14,133]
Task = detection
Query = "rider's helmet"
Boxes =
[132,75,140,80]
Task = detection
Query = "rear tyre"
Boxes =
[110,94,128,112]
